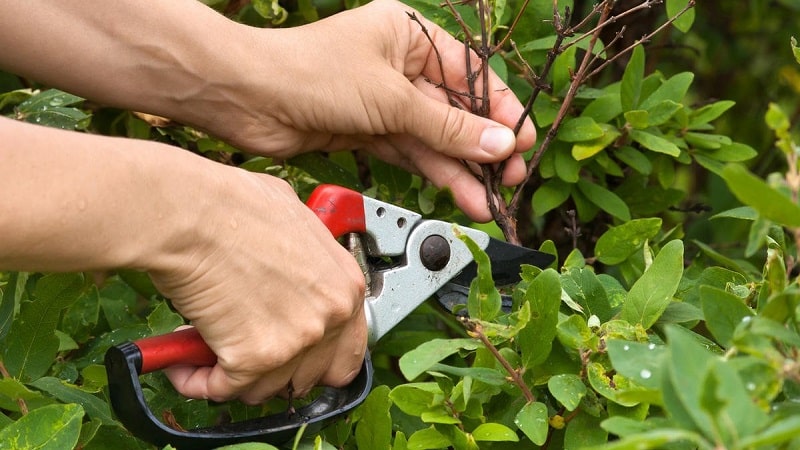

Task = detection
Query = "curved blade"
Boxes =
[449,238,554,287]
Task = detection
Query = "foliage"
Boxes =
[2,1,800,449]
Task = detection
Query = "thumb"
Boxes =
[406,92,517,163]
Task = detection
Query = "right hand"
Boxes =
[151,169,367,404]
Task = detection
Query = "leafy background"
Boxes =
[1,0,800,449]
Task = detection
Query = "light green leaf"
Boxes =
[471,423,518,442]
[389,383,440,416]
[459,233,501,321]
[558,117,605,142]
[518,269,561,368]
[548,374,587,411]
[355,386,392,450]
[646,100,683,126]
[607,340,666,389]
[572,124,621,160]
[595,218,662,265]
[739,415,800,448]
[576,179,631,221]
[629,129,681,156]
[640,72,694,110]
[666,0,695,33]
[407,426,451,450]
[582,429,706,450]
[624,110,649,129]
[398,339,481,381]
[690,100,735,127]
[0,272,27,342]
[514,402,548,445]
[621,240,684,329]
[702,142,758,162]
[711,206,758,221]
[0,403,84,450]
[722,163,800,227]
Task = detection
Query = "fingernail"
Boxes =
[479,126,515,156]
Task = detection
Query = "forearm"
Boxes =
[0,0,259,134]
[0,117,216,273]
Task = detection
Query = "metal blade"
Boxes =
[448,238,554,288]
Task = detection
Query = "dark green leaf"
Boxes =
[0,272,27,342]
[560,268,612,322]
[576,179,631,221]
[30,377,115,425]
[289,152,362,190]
[690,100,735,127]
[532,178,571,215]
[607,340,666,389]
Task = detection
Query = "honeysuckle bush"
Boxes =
[2,1,800,449]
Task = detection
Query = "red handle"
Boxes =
[135,184,366,372]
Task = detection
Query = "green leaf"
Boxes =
[555,145,581,182]
[666,0,696,33]
[793,36,800,64]
[572,124,620,160]
[398,338,482,381]
[0,272,27,342]
[621,240,684,329]
[690,100,735,127]
[514,402,548,445]
[459,233,501,321]
[0,378,55,412]
[576,179,631,221]
[621,46,645,111]
[615,146,652,174]
[624,110,649,129]
[607,340,666,389]
[29,377,115,425]
[429,364,506,386]
[389,383,440,416]
[582,93,623,123]
[369,156,412,195]
[595,218,662,265]
[471,423,518,442]
[700,286,752,348]
[518,269,561,368]
[702,142,758,162]
[355,386,392,450]
[582,428,706,450]
[739,415,800,448]
[558,116,605,142]
[564,411,607,448]
[640,72,694,110]
[532,178,571,215]
[407,426,451,450]
[548,374,587,411]
[146,301,185,336]
[289,152,362,190]
[722,163,800,227]
[3,274,85,381]
[629,129,681,156]
[560,268,613,322]
[0,403,84,450]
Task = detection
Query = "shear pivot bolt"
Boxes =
[420,235,450,271]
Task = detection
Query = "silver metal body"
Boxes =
[357,196,489,345]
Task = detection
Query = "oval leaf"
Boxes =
[722,163,800,227]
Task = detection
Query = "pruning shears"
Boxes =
[105,184,554,449]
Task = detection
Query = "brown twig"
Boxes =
[463,319,535,403]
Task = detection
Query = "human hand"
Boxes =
[151,169,367,404]
[201,0,536,222]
